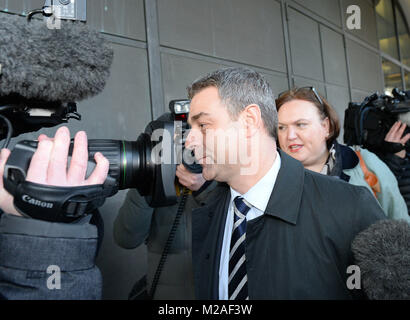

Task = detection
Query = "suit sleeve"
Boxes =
[354,186,387,234]
[113,188,154,249]
[0,213,101,300]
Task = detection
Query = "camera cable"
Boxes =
[148,186,190,299]
[0,114,13,149]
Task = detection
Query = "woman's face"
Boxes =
[277,99,330,171]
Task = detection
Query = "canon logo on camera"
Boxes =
[22,195,54,209]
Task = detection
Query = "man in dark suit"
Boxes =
[185,67,385,299]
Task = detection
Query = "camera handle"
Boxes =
[10,181,115,223]
[3,140,118,222]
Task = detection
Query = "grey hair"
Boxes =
[187,67,278,139]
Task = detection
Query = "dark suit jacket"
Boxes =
[191,150,386,299]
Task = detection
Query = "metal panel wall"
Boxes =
[0,0,44,14]
[294,0,342,27]
[346,39,383,92]
[87,0,146,41]
[161,53,223,112]
[321,25,349,87]
[157,0,287,73]
[287,8,324,81]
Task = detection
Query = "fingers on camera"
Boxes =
[27,139,54,183]
[47,127,71,181]
[85,152,109,185]
[67,131,89,183]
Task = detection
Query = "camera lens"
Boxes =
[84,120,177,207]
[87,134,155,194]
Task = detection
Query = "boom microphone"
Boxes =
[351,219,410,299]
[0,12,114,103]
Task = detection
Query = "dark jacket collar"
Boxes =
[263,149,304,225]
[329,141,359,182]
[198,150,307,227]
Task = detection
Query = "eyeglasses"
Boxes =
[278,86,324,106]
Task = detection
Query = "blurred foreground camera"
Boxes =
[4,119,178,211]
[2,99,201,222]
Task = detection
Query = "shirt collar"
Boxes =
[230,152,281,212]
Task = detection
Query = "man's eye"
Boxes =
[297,123,307,128]
[278,126,286,131]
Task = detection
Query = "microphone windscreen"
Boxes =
[351,219,410,300]
[0,13,114,103]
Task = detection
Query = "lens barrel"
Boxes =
[87,134,154,194]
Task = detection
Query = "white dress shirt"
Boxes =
[218,152,281,299]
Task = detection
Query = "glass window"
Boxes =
[395,4,410,66]
[382,59,402,95]
[405,70,410,90]
[376,0,399,60]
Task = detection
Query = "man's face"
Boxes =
[186,86,243,182]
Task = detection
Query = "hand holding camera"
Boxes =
[176,164,205,192]
[384,121,410,158]
[0,149,18,216]
[0,126,109,218]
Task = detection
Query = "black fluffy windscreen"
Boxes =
[351,219,410,300]
[0,13,114,103]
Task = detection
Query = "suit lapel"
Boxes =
[263,150,305,225]
[192,184,230,299]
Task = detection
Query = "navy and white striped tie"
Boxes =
[229,196,252,300]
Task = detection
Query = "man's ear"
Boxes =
[241,104,262,137]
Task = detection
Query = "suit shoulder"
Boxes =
[303,168,365,193]
[302,168,385,222]
[303,168,383,210]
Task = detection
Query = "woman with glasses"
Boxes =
[275,87,409,221]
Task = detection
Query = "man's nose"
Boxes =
[185,127,200,150]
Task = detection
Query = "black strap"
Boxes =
[12,181,115,223]
[148,187,190,299]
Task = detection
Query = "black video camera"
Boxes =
[1,99,201,222]
[0,94,81,146]
[344,88,410,155]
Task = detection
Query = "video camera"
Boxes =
[2,98,200,222]
[344,88,410,155]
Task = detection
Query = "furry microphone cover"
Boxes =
[0,13,114,103]
[351,219,410,300]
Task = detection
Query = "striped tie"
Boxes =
[229,196,252,300]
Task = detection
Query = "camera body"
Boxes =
[344,89,410,155]
[169,99,202,174]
